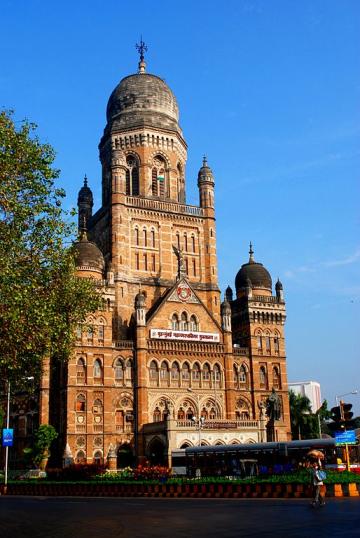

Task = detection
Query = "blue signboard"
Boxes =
[335,430,356,445]
[2,428,14,447]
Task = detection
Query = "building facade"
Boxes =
[288,381,322,413]
[40,51,291,467]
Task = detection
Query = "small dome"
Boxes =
[73,232,105,272]
[198,156,214,185]
[106,73,181,134]
[135,291,146,309]
[275,278,283,291]
[235,244,272,293]
[77,175,93,205]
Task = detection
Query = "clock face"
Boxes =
[177,285,191,302]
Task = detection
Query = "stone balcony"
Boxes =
[126,196,204,217]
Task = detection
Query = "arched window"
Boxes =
[76,394,86,412]
[149,360,158,383]
[192,363,201,383]
[171,314,179,330]
[93,399,103,415]
[160,361,169,384]
[75,450,86,464]
[259,366,267,389]
[176,233,180,249]
[274,337,280,353]
[93,359,102,382]
[93,451,103,465]
[114,359,124,382]
[189,315,198,331]
[265,336,271,353]
[143,228,147,247]
[213,364,221,386]
[177,163,185,203]
[152,157,166,197]
[257,335,262,351]
[202,363,211,383]
[177,408,185,420]
[126,156,139,196]
[191,235,196,253]
[135,228,139,246]
[184,234,188,252]
[153,407,161,422]
[87,327,94,344]
[182,362,190,383]
[171,362,180,383]
[151,229,155,248]
[239,365,248,388]
[76,358,86,384]
[125,359,133,385]
[180,312,188,331]
[273,366,281,389]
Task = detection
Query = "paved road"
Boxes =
[0,496,359,538]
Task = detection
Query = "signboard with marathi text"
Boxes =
[2,428,14,447]
[335,430,357,445]
[150,329,220,343]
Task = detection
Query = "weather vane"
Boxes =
[136,36,148,62]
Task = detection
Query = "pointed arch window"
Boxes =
[189,315,198,331]
[152,157,166,198]
[153,407,161,422]
[149,360,158,384]
[182,362,190,383]
[125,359,133,385]
[76,358,86,384]
[76,394,86,412]
[171,314,179,330]
[273,366,281,389]
[160,361,169,384]
[274,337,280,353]
[93,359,103,382]
[213,364,221,386]
[171,362,180,384]
[135,228,139,246]
[177,407,185,420]
[126,156,139,196]
[259,366,267,389]
[114,359,124,382]
[192,363,201,383]
[180,312,188,331]
[151,229,155,248]
[202,363,211,382]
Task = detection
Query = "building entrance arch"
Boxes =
[147,438,166,465]
[117,444,134,468]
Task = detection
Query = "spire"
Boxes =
[203,155,208,167]
[136,36,148,74]
[249,242,255,263]
[83,174,88,187]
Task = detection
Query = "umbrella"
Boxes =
[307,449,325,459]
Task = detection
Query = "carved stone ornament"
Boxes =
[168,281,200,304]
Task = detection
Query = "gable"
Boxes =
[146,278,222,340]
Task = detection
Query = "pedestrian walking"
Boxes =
[311,462,326,507]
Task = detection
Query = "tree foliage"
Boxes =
[289,391,333,439]
[0,110,101,385]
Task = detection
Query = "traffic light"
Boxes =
[330,405,344,432]
[341,402,354,428]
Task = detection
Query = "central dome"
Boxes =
[106,73,181,133]
[235,244,272,294]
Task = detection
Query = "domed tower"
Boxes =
[230,243,290,438]
[87,43,220,333]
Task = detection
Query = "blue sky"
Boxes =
[1,0,359,414]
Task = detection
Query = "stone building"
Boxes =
[40,49,291,467]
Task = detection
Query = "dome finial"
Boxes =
[136,36,148,74]
[84,174,88,187]
[203,155,207,166]
[249,242,255,262]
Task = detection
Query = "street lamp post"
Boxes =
[335,390,358,407]
[187,388,204,446]
[3,376,34,493]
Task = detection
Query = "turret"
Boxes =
[225,285,233,302]
[221,298,232,332]
[198,156,215,209]
[135,291,146,326]
[275,278,284,301]
[77,175,93,231]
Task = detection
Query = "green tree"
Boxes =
[289,390,313,439]
[0,110,101,385]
